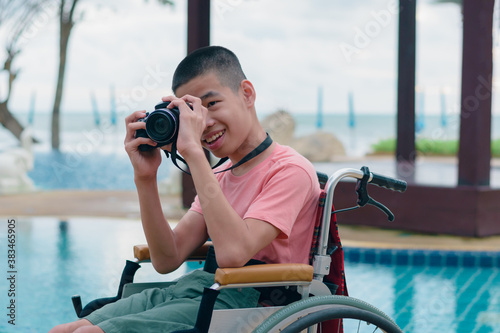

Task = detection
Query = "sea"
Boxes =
[1,111,499,190]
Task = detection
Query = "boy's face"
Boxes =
[175,72,253,160]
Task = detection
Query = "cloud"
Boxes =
[3,0,497,118]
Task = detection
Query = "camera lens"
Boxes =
[153,117,169,135]
[145,109,177,144]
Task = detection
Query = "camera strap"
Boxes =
[163,133,273,176]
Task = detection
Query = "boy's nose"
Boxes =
[204,115,216,129]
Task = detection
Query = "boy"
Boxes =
[50,46,320,333]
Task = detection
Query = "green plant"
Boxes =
[415,139,458,156]
[370,138,396,154]
[492,139,500,156]
[371,138,500,157]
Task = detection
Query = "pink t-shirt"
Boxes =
[190,144,320,264]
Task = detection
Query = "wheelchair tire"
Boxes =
[279,306,402,333]
[252,295,402,333]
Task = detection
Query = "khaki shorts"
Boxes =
[85,269,260,333]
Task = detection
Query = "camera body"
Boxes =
[136,101,180,151]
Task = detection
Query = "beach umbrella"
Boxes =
[316,86,323,129]
[110,84,117,126]
[415,89,425,133]
[440,89,447,127]
[90,91,100,127]
[28,91,36,125]
[348,91,355,129]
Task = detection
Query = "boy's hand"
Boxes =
[161,95,208,161]
[124,110,162,181]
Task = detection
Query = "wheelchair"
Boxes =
[71,166,407,333]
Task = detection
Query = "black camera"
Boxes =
[136,101,179,151]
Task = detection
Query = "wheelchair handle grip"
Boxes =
[369,173,407,193]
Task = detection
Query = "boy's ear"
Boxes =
[240,80,256,107]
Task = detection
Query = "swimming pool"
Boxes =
[345,249,500,333]
[1,217,498,332]
[27,150,171,190]
[0,217,203,332]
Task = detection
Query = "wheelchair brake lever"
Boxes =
[367,197,395,222]
[356,166,395,221]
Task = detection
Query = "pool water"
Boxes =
[27,150,171,190]
[345,263,500,333]
[0,217,202,332]
[1,217,499,332]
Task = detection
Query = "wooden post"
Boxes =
[187,0,210,54]
[458,0,494,186]
[182,0,211,208]
[396,0,417,182]
[332,0,500,237]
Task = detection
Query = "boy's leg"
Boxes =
[95,287,261,333]
[51,271,260,333]
[50,285,173,333]
[94,297,199,332]
[93,270,260,333]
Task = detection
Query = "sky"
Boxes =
[0,0,497,117]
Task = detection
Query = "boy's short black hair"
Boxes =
[172,46,247,94]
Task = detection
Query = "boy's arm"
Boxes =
[134,178,208,274]
[166,95,281,268]
[125,110,208,274]
[186,149,281,268]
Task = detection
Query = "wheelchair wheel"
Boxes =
[252,295,402,333]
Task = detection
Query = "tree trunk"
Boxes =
[0,0,54,143]
[51,21,72,149]
[0,101,24,141]
[51,0,78,150]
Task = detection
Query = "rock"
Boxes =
[0,129,36,194]
[260,110,345,162]
[291,131,345,162]
[261,110,295,145]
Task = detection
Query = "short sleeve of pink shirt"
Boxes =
[189,144,320,265]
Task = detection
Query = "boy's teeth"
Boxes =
[207,131,223,143]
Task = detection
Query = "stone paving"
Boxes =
[2,188,499,252]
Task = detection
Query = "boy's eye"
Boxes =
[207,101,218,107]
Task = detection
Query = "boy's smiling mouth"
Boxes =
[204,130,225,144]
[203,130,226,150]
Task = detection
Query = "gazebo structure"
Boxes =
[180,0,211,208]
[336,0,498,237]
[183,0,499,237]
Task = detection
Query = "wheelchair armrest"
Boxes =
[215,264,314,286]
[134,244,151,262]
[133,241,213,262]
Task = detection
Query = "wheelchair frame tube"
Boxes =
[319,168,366,257]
